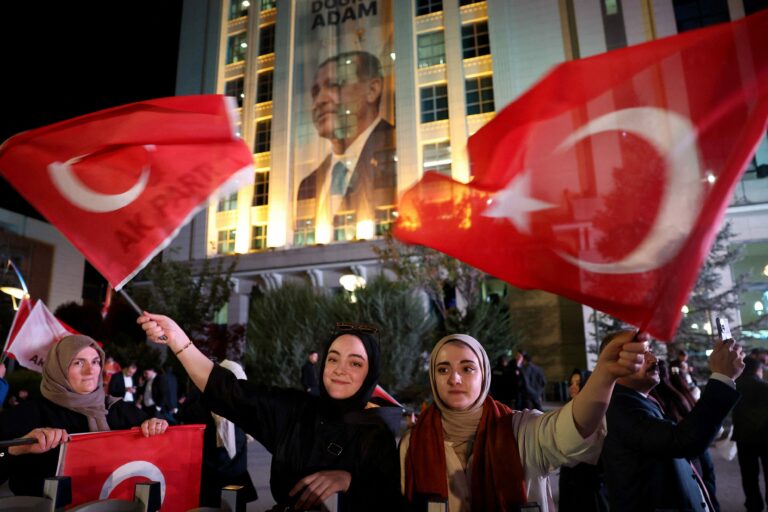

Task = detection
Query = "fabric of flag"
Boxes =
[2,295,33,355]
[4,299,73,371]
[394,10,768,340]
[0,95,254,290]
[56,425,205,512]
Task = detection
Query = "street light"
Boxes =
[2,260,29,311]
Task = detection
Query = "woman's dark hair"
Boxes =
[317,328,381,415]
[650,360,694,422]
[569,368,591,391]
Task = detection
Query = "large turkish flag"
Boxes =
[395,10,768,340]
[57,425,205,512]
[0,95,254,290]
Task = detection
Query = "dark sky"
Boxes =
[0,1,184,219]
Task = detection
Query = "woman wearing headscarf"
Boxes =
[0,335,168,496]
[400,331,648,511]
[558,369,609,512]
[138,312,402,511]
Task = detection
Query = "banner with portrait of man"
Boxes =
[292,0,396,245]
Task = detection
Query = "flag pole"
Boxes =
[1,259,31,364]
[119,289,144,316]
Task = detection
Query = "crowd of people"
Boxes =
[0,312,760,511]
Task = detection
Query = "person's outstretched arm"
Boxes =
[137,312,213,392]
[571,331,648,438]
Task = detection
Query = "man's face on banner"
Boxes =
[311,57,380,142]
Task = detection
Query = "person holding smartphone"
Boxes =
[600,330,745,512]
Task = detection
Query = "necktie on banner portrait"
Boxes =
[0,95,254,290]
[394,10,768,341]
[56,425,204,512]
[2,297,74,371]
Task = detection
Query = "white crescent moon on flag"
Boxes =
[555,107,704,274]
[99,460,166,502]
[47,146,153,213]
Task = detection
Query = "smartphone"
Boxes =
[715,317,732,341]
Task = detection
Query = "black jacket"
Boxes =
[602,380,740,512]
[203,364,402,510]
[732,374,768,445]
[0,396,147,496]
[301,362,319,396]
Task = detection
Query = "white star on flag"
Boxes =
[482,169,555,233]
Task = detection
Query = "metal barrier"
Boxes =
[0,476,72,512]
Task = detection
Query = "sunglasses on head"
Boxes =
[333,321,380,336]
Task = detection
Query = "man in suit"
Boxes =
[297,51,396,238]
[301,350,320,396]
[107,362,137,402]
[518,349,547,410]
[601,332,744,512]
[733,356,768,511]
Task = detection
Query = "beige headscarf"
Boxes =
[40,335,116,432]
[214,359,248,459]
[429,334,492,465]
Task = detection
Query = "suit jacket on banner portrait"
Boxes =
[56,424,204,511]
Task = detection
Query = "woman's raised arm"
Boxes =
[137,312,213,392]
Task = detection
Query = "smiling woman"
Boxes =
[0,335,166,497]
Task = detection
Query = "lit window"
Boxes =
[333,212,357,242]
[420,84,449,123]
[294,218,315,246]
[259,24,275,56]
[462,21,490,59]
[217,229,237,254]
[417,31,445,68]
[260,0,276,11]
[226,33,248,65]
[465,75,495,115]
[251,225,268,251]
[225,77,245,108]
[460,0,483,5]
[229,0,250,20]
[673,0,730,33]
[252,171,269,206]
[375,206,398,236]
[256,70,274,103]
[423,141,452,175]
[416,0,443,15]
[217,193,238,212]
[254,119,272,153]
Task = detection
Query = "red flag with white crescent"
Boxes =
[57,425,205,512]
[394,10,768,340]
[0,95,254,290]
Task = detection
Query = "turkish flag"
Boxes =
[394,11,768,340]
[56,425,205,512]
[3,298,74,371]
[0,95,254,290]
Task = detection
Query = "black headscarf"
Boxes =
[318,329,381,416]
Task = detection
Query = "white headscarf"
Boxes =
[214,360,248,459]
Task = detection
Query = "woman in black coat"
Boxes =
[0,335,168,496]
[138,312,402,511]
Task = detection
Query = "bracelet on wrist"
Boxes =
[174,341,193,356]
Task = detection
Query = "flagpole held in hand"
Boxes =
[119,290,168,341]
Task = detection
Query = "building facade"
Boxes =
[170,0,768,376]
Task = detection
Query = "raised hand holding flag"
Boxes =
[395,11,768,340]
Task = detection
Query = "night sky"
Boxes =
[0,1,184,219]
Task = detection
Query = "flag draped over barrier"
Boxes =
[57,425,205,512]
[394,11,768,340]
[0,95,254,290]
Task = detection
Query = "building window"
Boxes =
[375,206,398,236]
[294,218,315,246]
[460,0,483,4]
[333,212,357,242]
[259,24,276,56]
[225,77,245,108]
[420,84,449,123]
[416,0,443,15]
[744,0,768,15]
[256,70,274,103]
[217,229,237,254]
[673,0,730,32]
[423,141,452,175]
[466,75,495,115]
[260,0,277,10]
[226,32,248,65]
[254,119,272,153]
[252,171,269,206]
[462,21,490,59]
[251,225,268,251]
[229,0,249,20]
[217,192,238,212]
[417,31,445,68]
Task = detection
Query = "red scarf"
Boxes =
[404,396,527,510]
